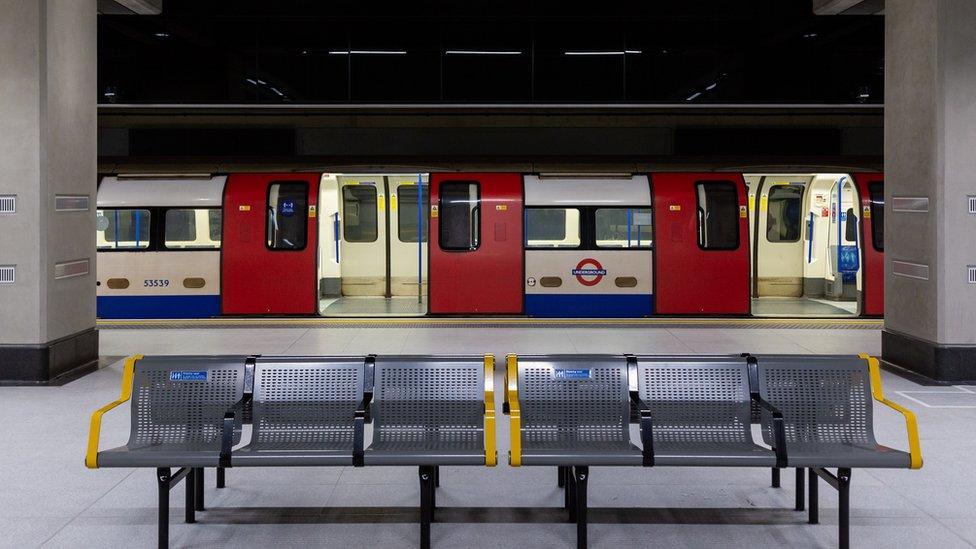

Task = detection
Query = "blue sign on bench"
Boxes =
[553,369,592,380]
[169,371,208,381]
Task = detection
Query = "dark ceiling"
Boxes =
[98,1,884,105]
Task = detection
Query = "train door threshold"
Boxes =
[751,297,858,317]
[320,296,427,317]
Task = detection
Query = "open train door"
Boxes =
[653,173,750,314]
[853,172,884,316]
[222,173,319,314]
[428,173,523,314]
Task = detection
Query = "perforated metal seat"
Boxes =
[756,355,911,468]
[364,356,487,466]
[96,356,245,468]
[232,357,364,466]
[637,356,777,467]
[516,355,643,466]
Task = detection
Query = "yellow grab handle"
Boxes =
[85,355,142,468]
[506,354,521,466]
[860,354,923,469]
[483,354,497,467]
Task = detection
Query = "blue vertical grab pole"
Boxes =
[417,174,423,305]
[626,208,633,248]
[134,210,141,248]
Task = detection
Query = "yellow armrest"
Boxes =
[506,354,521,466]
[483,354,497,467]
[860,354,923,469]
[85,355,142,469]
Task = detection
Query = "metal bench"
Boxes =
[86,355,246,548]
[361,354,497,549]
[88,353,496,549]
[507,353,919,549]
[754,353,922,548]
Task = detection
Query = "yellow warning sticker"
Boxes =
[496,204,508,211]
[430,205,439,218]
[378,195,385,211]
[749,194,755,211]
[739,205,748,218]
[308,205,317,218]
[863,205,871,218]
[760,195,768,211]
[239,205,251,212]
[669,204,682,212]
[390,195,398,211]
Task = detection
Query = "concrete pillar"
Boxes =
[0,0,98,383]
[883,0,976,382]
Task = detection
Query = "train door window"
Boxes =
[525,208,580,248]
[397,184,429,242]
[439,181,480,251]
[266,182,308,251]
[594,208,653,248]
[164,208,221,249]
[869,183,884,251]
[342,185,378,243]
[766,185,803,242]
[696,182,739,250]
[96,209,151,250]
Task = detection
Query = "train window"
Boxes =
[266,182,308,251]
[439,181,480,251]
[96,209,150,250]
[869,182,884,251]
[595,208,653,248]
[164,208,221,249]
[696,182,740,250]
[766,185,803,242]
[397,184,429,243]
[342,185,378,243]
[525,208,581,248]
[208,209,223,242]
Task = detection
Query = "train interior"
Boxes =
[317,173,430,317]
[746,173,862,317]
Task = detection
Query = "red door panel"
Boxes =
[429,173,523,314]
[853,173,884,316]
[222,173,319,315]
[652,173,750,315]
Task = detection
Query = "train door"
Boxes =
[318,174,428,316]
[428,172,523,314]
[652,173,750,315]
[221,173,319,314]
[853,173,884,316]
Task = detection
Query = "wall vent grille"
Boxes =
[0,265,14,284]
[55,195,90,212]
[0,195,15,214]
[969,195,976,215]
[969,265,976,285]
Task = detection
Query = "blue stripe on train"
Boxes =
[97,295,221,319]
[525,294,653,318]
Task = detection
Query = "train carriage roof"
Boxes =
[97,175,226,208]
[523,175,651,206]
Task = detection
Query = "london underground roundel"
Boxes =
[572,258,607,287]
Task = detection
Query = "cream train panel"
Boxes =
[387,175,428,298]
[525,249,653,317]
[96,251,220,318]
[337,176,387,296]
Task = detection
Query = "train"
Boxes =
[95,171,884,319]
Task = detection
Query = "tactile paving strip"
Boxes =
[98,318,884,330]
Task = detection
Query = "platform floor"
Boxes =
[4,325,975,548]
[320,296,427,317]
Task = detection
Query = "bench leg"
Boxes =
[184,468,196,524]
[567,467,577,521]
[157,468,170,549]
[434,465,440,488]
[795,468,805,511]
[194,468,205,511]
[216,466,225,489]
[573,466,589,549]
[418,465,434,549]
[808,468,819,524]
[838,468,851,549]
